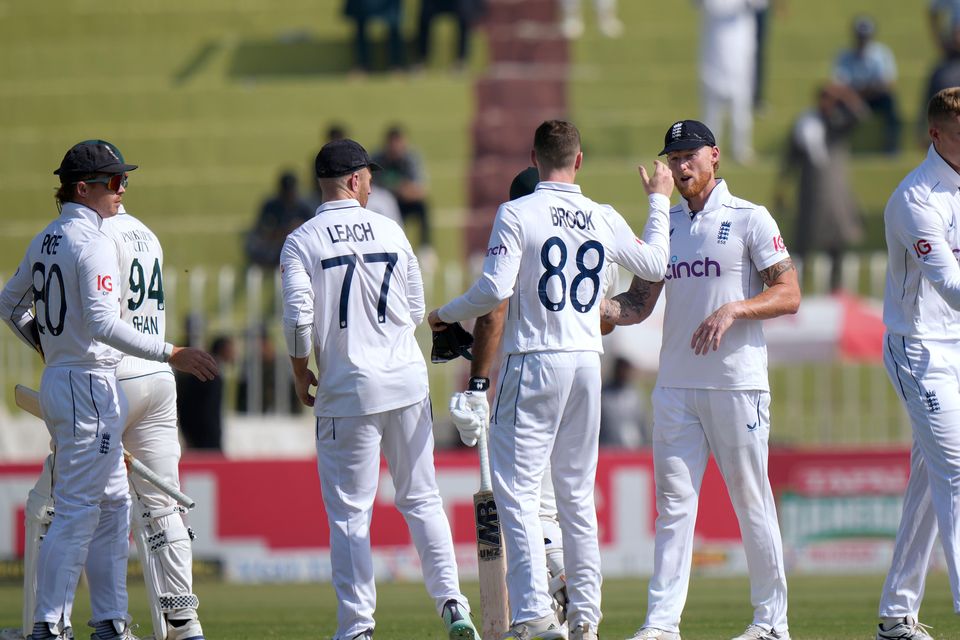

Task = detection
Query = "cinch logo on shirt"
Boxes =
[665,256,721,280]
[486,244,507,257]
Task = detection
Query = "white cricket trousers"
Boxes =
[30,373,193,604]
[880,336,960,616]
[36,366,130,629]
[646,386,788,634]
[315,396,467,640]
[491,350,602,630]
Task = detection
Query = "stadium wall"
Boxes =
[0,449,943,583]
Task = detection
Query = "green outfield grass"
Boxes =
[0,574,954,639]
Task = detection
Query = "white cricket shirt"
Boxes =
[658,179,789,391]
[439,182,670,354]
[102,211,172,379]
[883,145,960,339]
[0,203,172,370]
[280,199,428,417]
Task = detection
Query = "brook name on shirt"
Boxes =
[550,207,595,230]
[327,222,375,244]
[665,256,721,280]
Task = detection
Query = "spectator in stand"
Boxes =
[245,170,313,268]
[373,125,435,263]
[929,0,960,57]
[919,24,960,146]
[832,15,902,155]
[343,0,406,73]
[774,83,867,292]
[236,326,300,415]
[599,356,649,449]
[177,335,236,451]
[696,0,758,165]
[560,0,623,39]
[416,0,487,72]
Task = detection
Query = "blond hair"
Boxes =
[927,87,960,124]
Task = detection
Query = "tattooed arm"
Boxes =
[690,257,801,355]
[599,277,665,329]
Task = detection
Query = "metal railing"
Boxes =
[0,251,911,446]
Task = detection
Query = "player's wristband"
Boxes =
[468,377,490,392]
[161,342,174,363]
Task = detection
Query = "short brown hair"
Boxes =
[533,120,581,171]
[928,87,960,124]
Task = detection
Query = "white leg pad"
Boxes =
[130,497,201,640]
[23,477,56,637]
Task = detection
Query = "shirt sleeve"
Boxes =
[890,195,960,310]
[606,194,670,282]
[280,234,315,358]
[406,244,425,325]
[0,251,42,351]
[439,202,523,322]
[746,206,791,273]
[78,238,171,361]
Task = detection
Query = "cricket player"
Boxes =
[0,140,217,640]
[874,87,960,640]
[280,138,479,640]
[448,166,621,634]
[429,120,673,640]
[2,142,207,640]
[602,119,799,640]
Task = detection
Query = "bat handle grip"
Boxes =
[477,422,492,492]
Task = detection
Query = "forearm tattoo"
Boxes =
[601,278,661,326]
[760,257,796,287]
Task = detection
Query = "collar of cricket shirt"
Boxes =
[316,199,362,214]
[679,178,730,219]
[534,181,582,194]
[60,201,105,229]
[926,144,960,191]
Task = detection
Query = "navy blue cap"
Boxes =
[659,120,717,156]
[315,139,382,179]
[509,167,539,200]
[54,140,138,181]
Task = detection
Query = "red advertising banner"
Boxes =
[0,448,923,582]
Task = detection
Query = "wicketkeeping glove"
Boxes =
[449,391,489,447]
[431,321,474,363]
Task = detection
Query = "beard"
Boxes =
[675,171,713,201]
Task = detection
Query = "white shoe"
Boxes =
[501,614,565,640]
[628,628,680,640]
[731,624,790,640]
[570,624,598,640]
[876,616,933,640]
[166,617,204,640]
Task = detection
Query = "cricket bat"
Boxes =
[14,384,196,509]
[474,422,509,638]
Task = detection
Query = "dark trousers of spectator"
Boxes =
[353,16,406,71]
[417,0,469,64]
[399,199,431,247]
[865,92,902,154]
[754,7,769,109]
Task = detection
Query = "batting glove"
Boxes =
[449,391,489,447]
